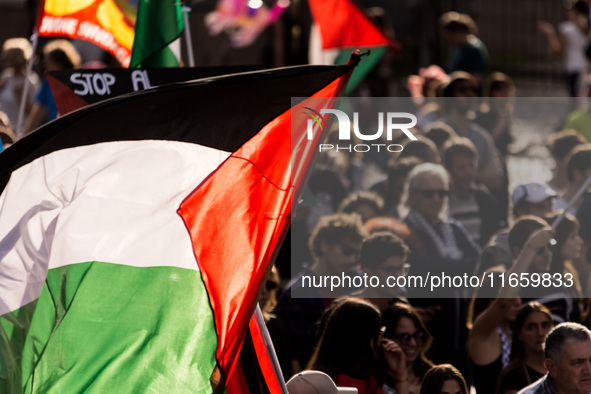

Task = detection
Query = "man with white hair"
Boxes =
[519,322,591,394]
[403,162,480,281]
[402,162,480,373]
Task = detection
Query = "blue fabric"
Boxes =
[36,79,58,120]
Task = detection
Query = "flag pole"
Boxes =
[291,50,362,193]
[551,174,591,230]
[180,1,195,67]
[15,32,39,139]
[254,305,288,393]
[16,0,45,139]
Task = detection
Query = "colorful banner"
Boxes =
[38,0,137,67]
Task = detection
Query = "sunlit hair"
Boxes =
[508,215,549,255]
[308,213,367,261]
[339,191,384,221]
[43,39,81,70]
[420,364,469,394]
[307,298,383,383]
[548,130,586,160]
[440,11,477,35]
[1,37,32,71]
[423,121,458,151]
[486,72,515,97]
[442,137,478,169]
[364,217,423,263]
[442,71,478,98]
[399,136,440,163]
[400,162,450,218]
[360,231,409,271]
[565,144,591,182]
[0,110,14,146]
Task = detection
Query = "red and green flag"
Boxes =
[308,0,396,95]
[130,0,185,68]
[0,64,353,393]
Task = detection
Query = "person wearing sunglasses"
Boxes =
[274,213,367,376]
[402,162,480,379]
[381,302,435,394]
[403,163,480,283]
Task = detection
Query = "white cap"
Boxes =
[511,182,556,206]
[286,371,358,394]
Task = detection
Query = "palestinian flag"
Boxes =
[130,0,184,68]
[0,64,353,393]
[308,0,397,95]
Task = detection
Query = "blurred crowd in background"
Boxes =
[4,0,591,393]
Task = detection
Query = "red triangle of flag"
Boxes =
[308,0,390,49]
[178,77,347,391]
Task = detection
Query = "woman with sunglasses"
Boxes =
[497,302,553,394]
[381,303,434,394]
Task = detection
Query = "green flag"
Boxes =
[130,0,185,68]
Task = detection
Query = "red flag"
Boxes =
[178,72,350,391]
[308,0,390,50]
[36,0,136,67]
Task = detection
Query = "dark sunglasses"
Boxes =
[415,189,449,199]
[394,331,425,344]
[265,281,278,291]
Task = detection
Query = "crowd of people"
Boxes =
[0,37,81,149]
[263,7,591,394]
[3,4,591,394]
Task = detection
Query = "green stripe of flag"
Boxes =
[130,0,185,68]
[1,262,217,393]
[334,47,387,96]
